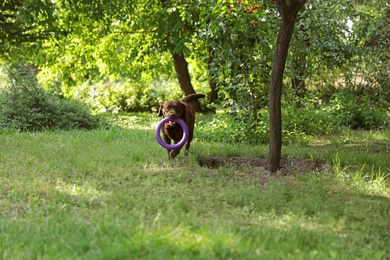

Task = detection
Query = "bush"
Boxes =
[72,81,158,113]
[71,79,183,114]
[0,64,102,131]
[195,112,269,145]
[196,88,389,146]
[327,89,390,130]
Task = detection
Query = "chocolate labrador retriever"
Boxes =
[158,93,205,159]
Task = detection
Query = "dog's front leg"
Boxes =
[184,131,193,156]
[169,148,181,159]
[162,135,173,159]
[169,139,183,159]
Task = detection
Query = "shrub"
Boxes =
[195,112,269,145]
[0,64,102,131]
[196,88,389,146]
[71,79,183,114]
[196,108,307,146]
[327,89,390,130]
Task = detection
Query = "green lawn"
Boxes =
[0,114,389,259]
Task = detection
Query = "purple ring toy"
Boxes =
[155,117,189,150]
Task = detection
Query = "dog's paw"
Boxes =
[169,149,180,159]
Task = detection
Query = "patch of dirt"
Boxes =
[197,156,328,184]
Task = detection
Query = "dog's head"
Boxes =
[158,100,186,120]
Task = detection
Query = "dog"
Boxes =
[158,93,205,159]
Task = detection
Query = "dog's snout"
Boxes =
[166,111,178,119]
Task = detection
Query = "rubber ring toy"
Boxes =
[155,117,189,150]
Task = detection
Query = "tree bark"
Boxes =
[173,53,202,112]
[208,46,218,104]
[291,76,305,102]
[291,8,310,106]
[268,0,307,173]
[160,0,202,112]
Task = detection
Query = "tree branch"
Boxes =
[289,0,308,16]
[276,0,288,16]
[276,0,308,20]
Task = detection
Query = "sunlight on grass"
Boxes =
[332,155,390,196]
[153,223,237,253]
[1,123,389,259]
[55,179,111,199]
[309,129,390,147]
[107,113,157,130]
[330,129,390,144]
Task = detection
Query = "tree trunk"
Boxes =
[291,9,309,106]
[173,53,202,112]
[208,46,218,104]
[268,0,307,173]
[160,0,202,112]
[291,76,305,103]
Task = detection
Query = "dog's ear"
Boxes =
[158,105,164,117]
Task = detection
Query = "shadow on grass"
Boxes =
[1,168,389,259]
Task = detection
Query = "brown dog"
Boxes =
[158,93,205,159]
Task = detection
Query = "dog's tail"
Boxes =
[181,93,206,103]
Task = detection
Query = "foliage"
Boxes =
[195,0,388,145]
[37,0,205,96]
[202,0,277,109]
[1,0,177,92]
[286,0,389,99]
[69,78,188,114]
[73,81,159,113]
[285,0,354,94]
[0,63,101,131]
[195,1,279,138]
[196,112,269,145]
[196,88,389,145]
[1,0,388,143]
[0,0,57,60]
[327,89,390,130]
[348,1,390,102]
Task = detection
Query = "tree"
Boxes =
[201,0,277,115]
[351,0,389,95]
[159,0,203,111]
[286,0,355,99]
[0,0,57,60]
[1,0,206,109]
[268,0,307,172]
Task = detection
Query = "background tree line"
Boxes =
[1,0,388,100]
[1,0,389,168]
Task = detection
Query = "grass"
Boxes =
[0,113,389,259]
